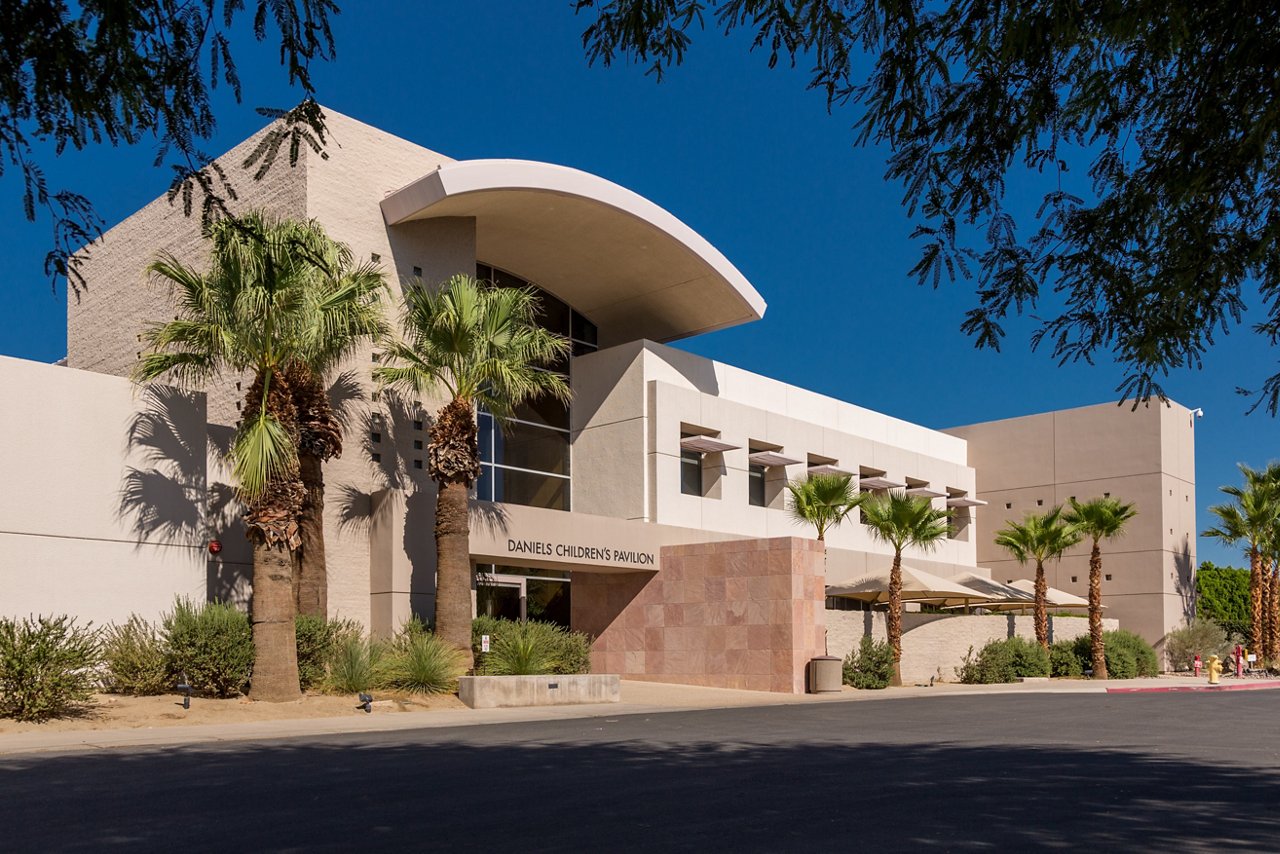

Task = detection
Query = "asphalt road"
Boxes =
[3,692,1279,852]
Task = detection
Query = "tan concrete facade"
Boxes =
[947,402,1197,651]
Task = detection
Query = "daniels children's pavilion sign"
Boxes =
[505,538,655,568]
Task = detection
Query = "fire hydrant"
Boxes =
[1207,655,1223,685]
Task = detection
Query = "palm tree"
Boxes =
[134,213,380,701]
[286,244,387,618]
[995,507,1082,653]
[374,275,570,666]
[1203,464,1280,658]
[785,474,864,541]
[1065,497,1138,679]
[859,491,952,686]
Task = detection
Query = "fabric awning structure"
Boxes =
[943,572,1036,610]
[679,436,740,454]
[827,565,996,607]
[1008,579,1092,609]
[748,450,803,467]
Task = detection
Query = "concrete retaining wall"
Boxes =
[456,674,621,709]
[827,611,1120,684]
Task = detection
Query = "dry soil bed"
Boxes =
[0,691,466,734]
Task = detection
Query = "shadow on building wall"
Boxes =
[1175,534,1196,624]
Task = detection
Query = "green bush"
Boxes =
[843,636,895,689]
[1049,640,1084,677]
[163,599,253,698]
[325,635,389,694]
[383,633,465,694]
[0,615,102,722]
[1065,629,1159,679]
[1164,619,1230,671]
[472,618,592,676]
[101,615,170,695]
[958,637,1050,684]
[295,615,362,692]
[1196,562,1250,638]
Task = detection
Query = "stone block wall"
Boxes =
[571,537,826,693]
[827,610,1121,683]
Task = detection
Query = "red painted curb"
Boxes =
[1106,681,1280,694]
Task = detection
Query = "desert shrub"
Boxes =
[0,615,102,722]
[399,615,431,638]
[383,633,465,694]
[101,615,170,695]
[1067,630,1159,679]
[1049,640,1084,677]
[843,636,895,689]
[472,618,592,676]
[958,637,1049,684]
[326,636,389,694]
[1164,619,1231,671]
[163,599,253,698]
[295,616,362,691]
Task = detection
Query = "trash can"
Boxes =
[807,656,842,693]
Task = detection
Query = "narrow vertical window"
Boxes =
[680,449,703,496]
[748,463,766,507]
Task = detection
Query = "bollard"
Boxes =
[1207,655,1222,685]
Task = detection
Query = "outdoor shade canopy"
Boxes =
[827,565,996,606]
[380,159,767,347]
[943,571,1036,607]
[1008,579,1093,609]
[748,450,803,468]
[680,436,741,454]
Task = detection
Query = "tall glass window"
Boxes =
[472,264,597,511]
[680,448,703,496]
[748,463,766,507]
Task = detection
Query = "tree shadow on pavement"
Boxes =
[1,727,1275,851]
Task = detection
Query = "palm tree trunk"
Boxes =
[1034,560,1049,651]
[1270,563,1280,666]
[888,551,904,687]
[295,451,328,617]
[1089,540,1107,679]
[1262,565,1274,663]
[249,539,302,702]
[1250,549,1264,656]
[435,479,474,668]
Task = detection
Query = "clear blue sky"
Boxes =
[1,4,1274,566]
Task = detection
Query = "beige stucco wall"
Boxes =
[0,357,207,625]
[827,610,1120,683]
[947,401,1196,650]
[572,340,980,582]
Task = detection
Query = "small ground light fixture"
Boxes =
[177,673,193,710]
[357,693,373,714]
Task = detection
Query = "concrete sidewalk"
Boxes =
[1,675,1273,757]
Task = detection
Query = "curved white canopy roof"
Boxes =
[380,159,767,346]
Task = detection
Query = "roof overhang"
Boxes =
[381,159,767,346]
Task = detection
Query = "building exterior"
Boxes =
[0,108,1196,690]
[947,403,1197,650]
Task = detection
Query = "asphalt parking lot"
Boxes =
[3,691,1277,852]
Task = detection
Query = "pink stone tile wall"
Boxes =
[570,537,827,693]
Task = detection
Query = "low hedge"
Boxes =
[0,615,102,722]
[843,636,895,689]
[1051,630,1160,679]
[958,637,1050,684]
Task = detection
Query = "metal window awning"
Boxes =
[946,496,989,508]
[860,476,906,490]
[905,486,947,498]
[680,436,741,454]
[807,464,853,476]
[748,451,803,467]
